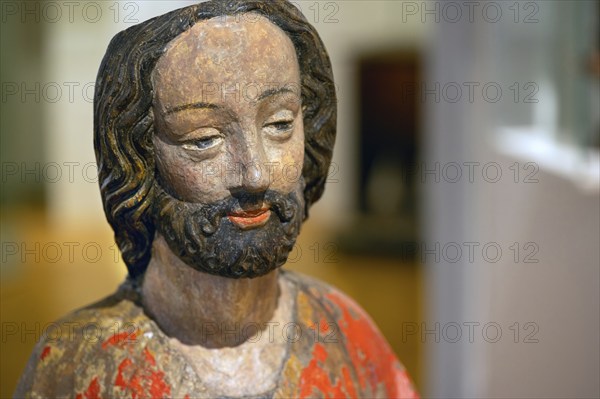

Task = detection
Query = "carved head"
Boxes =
[93,0,336,280]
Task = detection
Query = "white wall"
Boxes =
[424,1,600,396]
[484,150,599,398]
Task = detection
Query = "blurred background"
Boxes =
[1,1,599,397]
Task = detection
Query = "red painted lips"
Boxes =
[227,208,271,230]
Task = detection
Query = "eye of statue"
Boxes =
[263,110,295,140]
[181,128,224,151]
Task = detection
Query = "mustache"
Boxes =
[153,184,300,235]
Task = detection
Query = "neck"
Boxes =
[141,234,281,348]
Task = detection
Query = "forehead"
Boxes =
[152,14,300,109]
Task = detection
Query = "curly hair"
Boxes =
[93,0,337,278]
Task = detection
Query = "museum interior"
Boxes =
[1,1,599,397]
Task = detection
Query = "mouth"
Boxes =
[227,208,271,230]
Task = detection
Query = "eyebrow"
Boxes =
[257,87,298,101]
[165,87,299,115]
[165,102,220,115]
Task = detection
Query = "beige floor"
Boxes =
[0,207,422,396]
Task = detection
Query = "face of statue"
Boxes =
[150,14,306,278]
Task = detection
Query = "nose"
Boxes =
[231,131,271,194]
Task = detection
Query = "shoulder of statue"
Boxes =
[280,268,337,295]
[280,269,420,398]
[281,269,376,323]
[14,280,152,397]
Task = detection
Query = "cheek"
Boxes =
[153,136,230,203]
[267,122,305,192]
[154,138,187,191]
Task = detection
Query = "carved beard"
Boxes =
[152,181,305,278]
